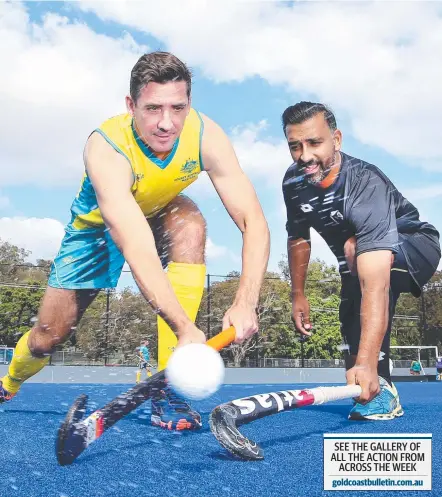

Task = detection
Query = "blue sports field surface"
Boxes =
[1,383,440,497]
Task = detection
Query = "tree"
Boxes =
[422,271,442,351]
[390,292,420,347]
[75,291,111,361]
[229,277,290,366]
[0,283,44,345]
[1,236,440,364]
[262,292,342,360]
[106,288,158,364]
[303,293,342,359]
[279,255,340,288]
[0,240,49,346]
[201,271,291,365]
[0,239,30,283]
[274,256,342,358]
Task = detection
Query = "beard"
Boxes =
[299,153,337,185]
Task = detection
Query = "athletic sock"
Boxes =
[157,262,206,371]
[1,331,50,394]
[378,350,392,386]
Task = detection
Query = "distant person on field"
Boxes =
[409,360,422,376]
[136,340,153,383]
[435,355,442,381]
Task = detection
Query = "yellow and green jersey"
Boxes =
[69,108,204,230]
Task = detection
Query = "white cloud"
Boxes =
[5,0,441,190]
[0,2,292,193]
[0,193,10,210]
[76,0,442,171]
[1,2,440,280]
[231,121,290,185]
[179,121,290,197]
[0,2,147,187]
[206,237,227,259]
[184,171,213,197]
[0,217,65,262]
[402,184,442,203]
[206,237,240,265]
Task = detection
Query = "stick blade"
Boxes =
[56,394,88,466]
[209,403,263,461]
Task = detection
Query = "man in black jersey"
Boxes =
[282,102,440,420]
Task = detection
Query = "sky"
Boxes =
[1,0,442,290]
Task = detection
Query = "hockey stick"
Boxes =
[209,384,362,461]
[56,326,236,466]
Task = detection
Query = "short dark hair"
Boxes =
[282,102,337,135]
[130,51,192,103]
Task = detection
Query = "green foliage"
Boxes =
[0,240,51,345]
[108,288,157,362]
[1,238,441,365]
[0,283,44,345]
[0,238,30,283]
[423,271,442,351]
[307,293,342,359]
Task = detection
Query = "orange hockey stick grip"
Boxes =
[206,326,236,351]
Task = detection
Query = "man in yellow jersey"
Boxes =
[0,52,270,431]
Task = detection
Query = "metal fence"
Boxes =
[0,346,13,364]
[245,358,345,368]
[1,262,441,367]
[244,358,435,369]
[49,350,157,367]
[44,353,436,369]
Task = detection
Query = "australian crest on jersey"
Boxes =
[176,158,200,183]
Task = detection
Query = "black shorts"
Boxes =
[339,232,439,353]
[139,361,150,370]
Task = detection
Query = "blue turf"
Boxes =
[0,383,441,497]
